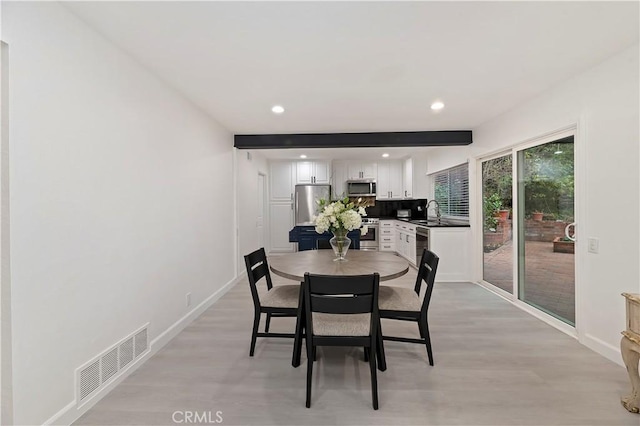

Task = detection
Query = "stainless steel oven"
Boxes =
[360,218,379,251]
[415,225,430,264]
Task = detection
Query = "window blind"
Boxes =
[431,163,469,218]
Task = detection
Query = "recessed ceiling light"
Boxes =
[299,154,307,159]
[382,153,390,158]
[271,105,285,114]
[431,101,444,111]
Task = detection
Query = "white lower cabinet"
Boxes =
[408,233,416,264]
[269,203,294,253]
[395,228,404,255]
[379,220,395,252]
[384,220,471,274]
[394,221,416,266]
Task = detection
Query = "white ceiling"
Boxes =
[64,1,638,159]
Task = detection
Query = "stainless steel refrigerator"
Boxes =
[294,184,331,226]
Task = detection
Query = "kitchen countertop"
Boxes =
[376,216,471,228]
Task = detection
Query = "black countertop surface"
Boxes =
[375,216,471,228]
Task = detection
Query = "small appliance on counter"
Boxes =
[396,209,411,220]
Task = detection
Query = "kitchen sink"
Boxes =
[410,218,471,227]
[410,219,442,226]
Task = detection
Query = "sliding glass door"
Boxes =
[482,154,513,294]
[517,136,575,325]
[480,134,576,326]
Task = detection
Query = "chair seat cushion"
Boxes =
[379,286,421,312]
[313,313,371,336]
[260,285,300,308]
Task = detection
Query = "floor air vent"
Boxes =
[135,328,148,357]
[79,360,100,401]
[101,348,119,383]
[77,324,149,405]
[119,337,134,369]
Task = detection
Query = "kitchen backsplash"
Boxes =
[365,199,428,219]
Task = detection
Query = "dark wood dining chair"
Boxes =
[378,249,439,365]
[302,272,381,409]
[244,248,299,356]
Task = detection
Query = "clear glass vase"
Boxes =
[330,229,351,261]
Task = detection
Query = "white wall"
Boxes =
[235,149,269,275]
[426,45,640,364]
[3,3,236,424]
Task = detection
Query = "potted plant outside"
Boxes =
[532,211,544,221]
[483,194,502,231]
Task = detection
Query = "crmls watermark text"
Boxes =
[172,410,223,424]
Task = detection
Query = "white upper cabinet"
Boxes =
[377,160,403,200]
[332,160,349,200]
[408,154,429,199]
[347,163,362,180]
[361,161,377,179]
[296,161,313,184]
[313,161,331,183]
[347,161,377,180]
[377,162,390,199]
[404,158,414,199]
[296,160,331,184]
[270,161,295,202]
[389,161,403,198]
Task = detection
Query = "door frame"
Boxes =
[474,123,584,340]
[257,172,267,251]
[0,40,13,426]
[476,149,516,301]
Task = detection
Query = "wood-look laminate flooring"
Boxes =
[76,273,637,425]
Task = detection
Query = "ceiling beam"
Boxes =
[234,130,472,149]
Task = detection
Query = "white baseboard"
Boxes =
[43,274,241,426]
[436,277,473,283]
[581,333,624,367]
[45,350,152,426]
[149,276,240,350]
[43,401,76,426]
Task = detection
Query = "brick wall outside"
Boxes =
[484,219,573,249]
[484,219,512,249]
[525,220,573,242]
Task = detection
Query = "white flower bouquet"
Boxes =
[313,197,368,236]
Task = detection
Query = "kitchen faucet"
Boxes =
[426,199,441,222]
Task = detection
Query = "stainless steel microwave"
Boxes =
[346,179,376,197]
